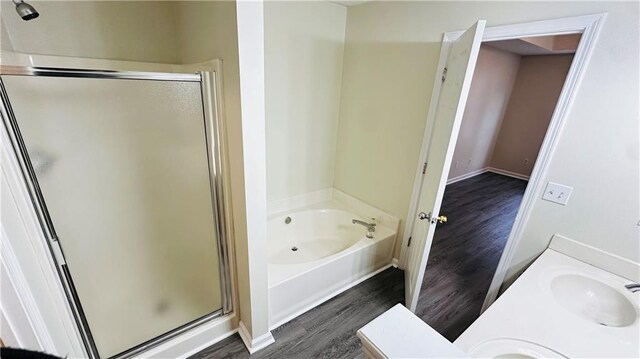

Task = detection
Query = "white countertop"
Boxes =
[357,304,465,358]
[455,249,640,358]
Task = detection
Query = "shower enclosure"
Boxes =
[0,66,232,358]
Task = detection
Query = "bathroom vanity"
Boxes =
[358,235,640,358]
[455,235,640,357]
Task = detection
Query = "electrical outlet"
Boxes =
[542,182,573,206]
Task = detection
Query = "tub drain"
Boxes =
[291,246,298,252]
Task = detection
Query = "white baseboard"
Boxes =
[0,226,55,353]
[447,168,489,185]
[180,328,238,358]
[140,315,237,358]
[237,321,275,354]
[447,167,530,185]
[268,263,394,331]
[391,258,399,268]
[487,167,530,181]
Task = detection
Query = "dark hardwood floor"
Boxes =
[190,268,404,358]
[192,172,525,357]
[416,172,527,341]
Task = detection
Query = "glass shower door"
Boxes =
[1,73,225,358]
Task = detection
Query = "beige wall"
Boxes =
[448,45,521,180]
[337,1,639,276]
[0,1,180,63]
[175,1,244,269]
[265,1,347,204]
[1,18,13,51]
[491,54,574,177]
[173,0,254,331]
[554,34,581,51]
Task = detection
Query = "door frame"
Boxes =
[399,13,607,311]
[0,52,239,358]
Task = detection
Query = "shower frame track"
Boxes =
[0,65,234,359]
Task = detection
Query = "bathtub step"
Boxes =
[357,304,465,358]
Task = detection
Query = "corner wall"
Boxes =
[450,51,575,181]
[265,1,347,204]
[490,54,574,177]
[447,45,521,180]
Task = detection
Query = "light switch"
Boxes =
[542,182,573,206]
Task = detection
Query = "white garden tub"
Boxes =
[267,199,397,327]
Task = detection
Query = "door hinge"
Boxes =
[442,67,448,82]
[407,237,412,247]
[51,239,67,265]
[422,162,428,174]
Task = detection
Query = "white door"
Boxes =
[405,21,486,312]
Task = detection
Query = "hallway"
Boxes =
[416,172,527,341]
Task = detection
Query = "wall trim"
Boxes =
[486,167,530,181]
[237,321,275,354]
[481,13,607,313]
[235,1,273,347]
[1,119,86,357]
[0,227,55,352]
[447,167,529,185]
[138,315,238,359]
[178,328,238,359]
[446,168,489,185]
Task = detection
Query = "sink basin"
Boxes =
[550,274,638,327]
[469,338,566,358]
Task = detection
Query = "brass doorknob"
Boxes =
[437,215,447,224]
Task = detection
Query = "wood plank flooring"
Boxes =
[415,172,527,341]
[192,172,525,358]
[190,268,404,358]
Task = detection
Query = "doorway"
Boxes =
[415,35,580,340]
[401,13,606,335]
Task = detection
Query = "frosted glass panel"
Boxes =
[2,75,222,358]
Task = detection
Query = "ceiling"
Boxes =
[328,0,372,7]
[485,34,581,56]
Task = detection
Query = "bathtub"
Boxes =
[267,198,397,328]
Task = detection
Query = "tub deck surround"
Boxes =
[267,188,400,232]
[268,206,396,286]
[267,189,399,328]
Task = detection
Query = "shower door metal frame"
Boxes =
[0,65,234,359]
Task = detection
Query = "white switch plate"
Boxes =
[542,182,573,205]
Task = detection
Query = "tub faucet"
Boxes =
[352,219,376,238]
[625,283,640,293]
